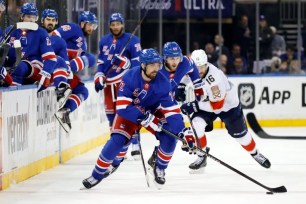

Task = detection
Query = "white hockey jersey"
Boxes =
[197,63,239,114]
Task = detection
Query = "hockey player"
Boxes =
[53,11,97,132]
[180,49,271,173]
[94,12,142,160]
[41,9,72,108]
[5,3,57,91]
[146,41,206,169]
[161,41,205,102]
[82,48,196,189]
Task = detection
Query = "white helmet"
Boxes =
[191,49,208,67]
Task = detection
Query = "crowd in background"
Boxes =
[190,14,305,75]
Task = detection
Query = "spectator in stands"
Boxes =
[259,15,273,60]
[233,14,251,58]
[270,26,286,57]
[289,60,305,74]
[228,56,248,75]
[213,54,228,75]
[205,42,218,64]
[279,45,303,65]
[214,34,230,58]
[262,56,281,73]
[228,44,247,71]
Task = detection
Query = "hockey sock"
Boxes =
[235,131,257,155]
[131,133,140,145]
[92,134,127,180]
[112,143,129,166]
[53,68,68,87]
[63,85,88,112]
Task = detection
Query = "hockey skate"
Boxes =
[189,147,210,174]
[82,175,102,189]
[55,82,71,109]
[251,151,271,168]
[131,143,141,160]
[153,163,165,189]
[104,164,120,179]
[147,146,158,170]
[55,107,71,133]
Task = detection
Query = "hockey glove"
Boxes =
[139,112,162,134]
[178,127,196,154]
[180,101,199,115]
[111,54,131,70]
[37,70,51,92]
[194,81,207,101]
[94,72,106,92]
[175,83,186,102]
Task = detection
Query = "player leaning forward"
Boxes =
[82,48,197,189]
[180,49,271,172]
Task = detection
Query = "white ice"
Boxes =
[0,127,306,204]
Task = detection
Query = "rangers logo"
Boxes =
[238,83,255,109]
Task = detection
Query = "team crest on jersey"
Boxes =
[211,85,221,99]
[144,83,150,90]
[46,37,51,46]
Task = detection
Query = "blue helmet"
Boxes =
[20,3,38,16]
[163,42,183,59]
[0,0,5,12]
[109,13,124,24]
[139,48,162,65]
[41,9,58,21]
[78,11,98,29]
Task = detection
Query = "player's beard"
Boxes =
[143,69,157,80]
[44,24,55,33]
[164,62,178,72]
[110,27,123,38]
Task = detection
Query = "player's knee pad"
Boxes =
[192,116,207,136]
[12,61,31,80]
[81,52,96,68]
[159,132,177,153]
[55,56,68,71]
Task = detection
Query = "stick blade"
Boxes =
[271,185,287,193]
[16,22,39,31]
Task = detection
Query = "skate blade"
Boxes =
[154,181,164,190]
[189,168,205,174]
[132,155,141,161]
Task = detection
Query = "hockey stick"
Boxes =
[104,9,150,80]
[0,22,39,45]
[247,112,306,140]
[137,135,150,187]
[161,127,287,194]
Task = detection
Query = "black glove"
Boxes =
[175,83,186,102]
[180,101,199,115]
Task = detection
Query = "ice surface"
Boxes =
[0,128,305,204]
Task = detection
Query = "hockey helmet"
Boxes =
[191,49,208,67]
[20,3,38,16]
[163,42,183,59]
[78,11,98,30]
[41,9,58,22]
[139,48,162,66]
[109,13,124,24]
[0,0,5,12]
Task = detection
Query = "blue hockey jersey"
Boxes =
[8,27,57,73]
[96,32,141,83]
[50,34,69,64]
[116,66,184,133]
[54,23,86,59]
[160,56,201,93]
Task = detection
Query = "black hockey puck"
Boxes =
[266,191,274,194]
